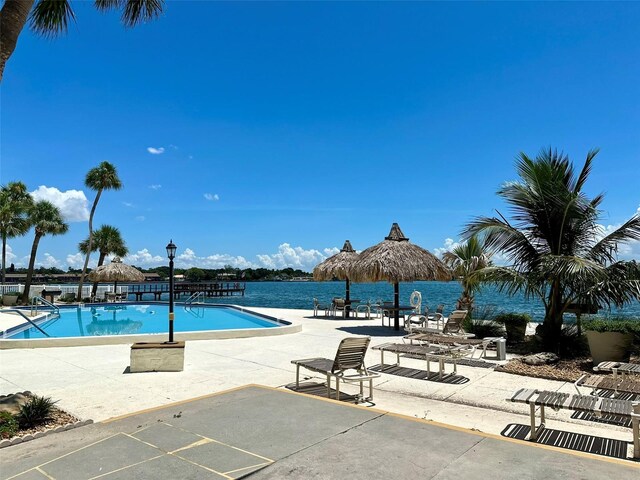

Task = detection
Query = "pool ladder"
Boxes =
[185,291,205,306]
[31,296,60,318]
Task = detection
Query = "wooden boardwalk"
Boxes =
[126,282,246,301]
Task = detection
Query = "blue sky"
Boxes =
[1,2,639,271]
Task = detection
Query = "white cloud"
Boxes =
[256,243,328,271]
[66,253,97,269]
[148,184,162,190]
[176,248,256,269]
[30,186,89,222]
[135,216,146,222]
[39,253,62,268]
[434,237,509,266]
[204,193,219,201]
[147,147,165,155]
[4,244,17,264]
[433,238,460,259]
[124,249,165,266]
[122,202,134,208]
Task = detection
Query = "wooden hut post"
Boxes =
[394,282,400,331]
[345,278,351,318]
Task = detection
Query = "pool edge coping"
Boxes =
[0,304,301,349]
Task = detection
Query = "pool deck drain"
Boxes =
[1,385,638,480]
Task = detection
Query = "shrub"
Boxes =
[59,293,76,303]
[582,317,640,353]
[495,313,530,344]
[0,411,19,439]
[462,317,504,338]
[18,395,57,429]
[494,313,531,326]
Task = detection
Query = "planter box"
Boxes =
[585,330,633,365]
[130,341,185,373]
[504,323,526,344]
[2,294,19,306]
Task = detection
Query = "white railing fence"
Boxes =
[0,284,128,299]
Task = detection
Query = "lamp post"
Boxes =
[166,240,176,343]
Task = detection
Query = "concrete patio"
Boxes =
[2,385,638,480]
[1,307,639,465]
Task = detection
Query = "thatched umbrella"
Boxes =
[348,223,452,330]
[313,240,358,317]
[88,257,145,293]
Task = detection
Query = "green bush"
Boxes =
[494,313,531,326]
[582,317,640,349]
[0,411,19,439]
[18,395,57,429]
[495,313,530,344]
[462,317,504,338]
[59,293,76,303]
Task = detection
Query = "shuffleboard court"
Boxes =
[1,385,638,479]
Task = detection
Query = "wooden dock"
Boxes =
[126,282,246,301]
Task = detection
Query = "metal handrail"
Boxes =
[8,309,50,337]
[31,296,60,316]
[185,291,204,305]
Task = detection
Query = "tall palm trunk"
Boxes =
[22,231,41,304]
[1,233,7,285]
[542,281,564,351]
[91,251,107,297]
[77,190,102,301]
[0,0,35,82]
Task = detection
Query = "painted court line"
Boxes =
[99,383,639,469]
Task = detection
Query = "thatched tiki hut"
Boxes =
[348,223,451,330]
[88,257,145,293]
[313,240,358,317]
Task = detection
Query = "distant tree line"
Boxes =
[145,266,312,282]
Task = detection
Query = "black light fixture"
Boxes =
[166,240,176,343]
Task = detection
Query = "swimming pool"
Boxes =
[0,303,300,348]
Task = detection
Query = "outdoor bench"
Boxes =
[509,388,640,459]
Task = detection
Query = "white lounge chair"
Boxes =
[291,337,380,402]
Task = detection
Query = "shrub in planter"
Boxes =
[0,411,19,439]
[582,318,639,365]
[1,293,20,306]
[59,293,76,303]
[495,313,530,344]
[18,395,57,429]
[462,317,504,339]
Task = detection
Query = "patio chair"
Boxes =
[291,337,380,402]
[406,310,472,337]
[332,298,347,318]
[313,298,331,317]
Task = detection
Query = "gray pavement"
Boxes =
[1,385,638,480]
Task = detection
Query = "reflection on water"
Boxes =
[86,306,143,336]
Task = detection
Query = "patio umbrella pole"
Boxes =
[394,282,400,331]
[345,278,350,318]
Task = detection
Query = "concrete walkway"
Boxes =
[2,385,638,480]
[0,307,637,462]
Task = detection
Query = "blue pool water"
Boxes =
[5,304,279,339]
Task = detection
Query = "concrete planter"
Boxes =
[504,322,527,345]
[2,294,19,306]
[585,330,633,365]
[130,341,185,373]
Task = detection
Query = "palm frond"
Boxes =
[588,215,640,264]
[30,0,75,37]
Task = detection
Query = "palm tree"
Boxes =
[77,161,122,301]
[442,235,492,317]
[0,0,165,81]
[0,181,33,285]
[79,224,128,297]
[465,148,640,351]
[22,200,68,303]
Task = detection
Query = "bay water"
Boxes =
[176,281,640,321]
